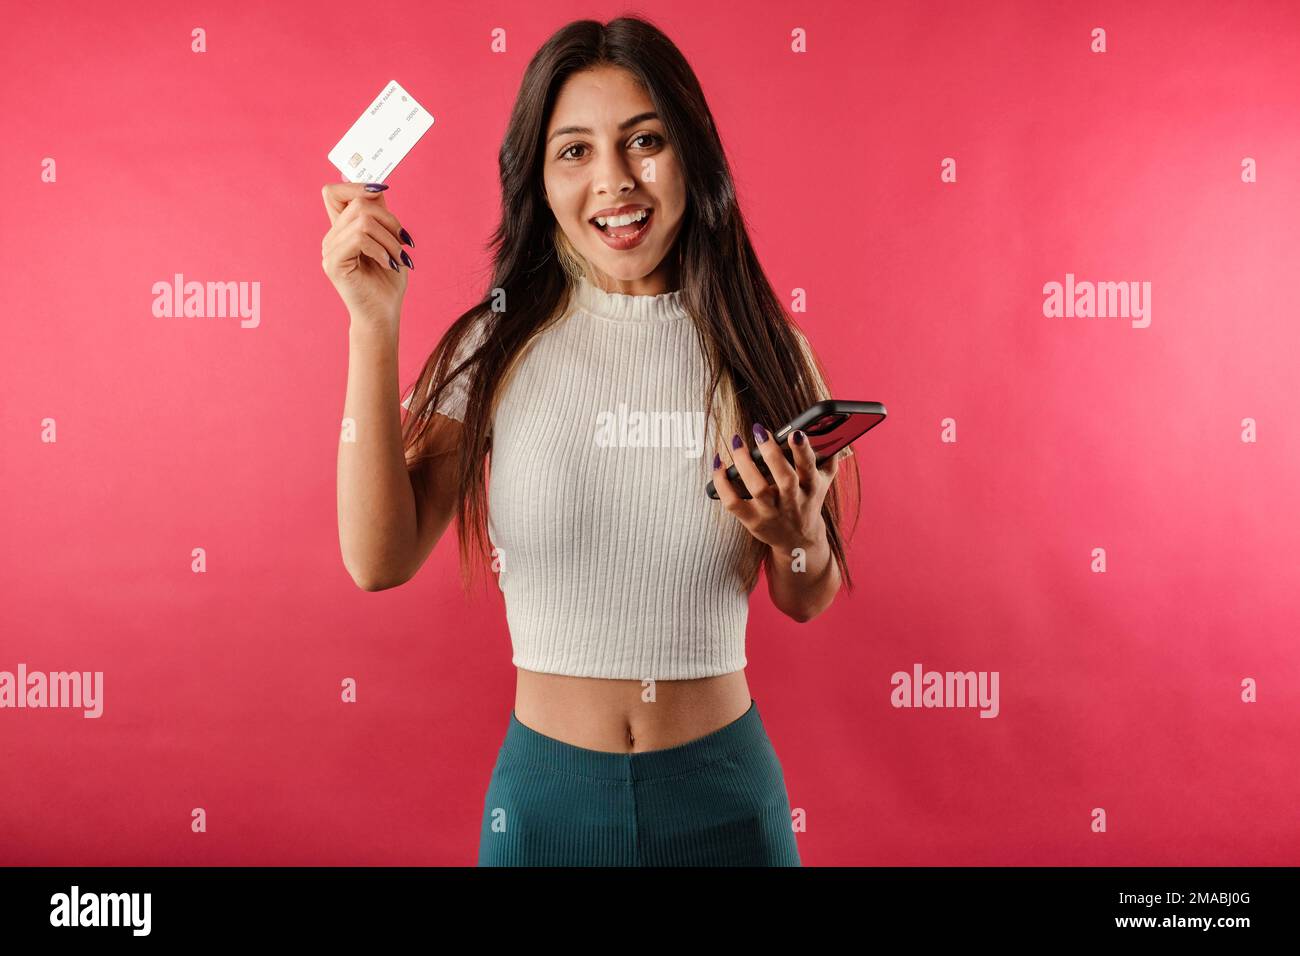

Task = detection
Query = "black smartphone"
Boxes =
[705,399,886,499]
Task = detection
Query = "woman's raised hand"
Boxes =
[320,182,415,335]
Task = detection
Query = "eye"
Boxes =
[557,133,663,162]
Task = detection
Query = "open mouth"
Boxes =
[587,208,650,248]
[590,207,654,240]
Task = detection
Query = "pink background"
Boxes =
[3,0,1298,865]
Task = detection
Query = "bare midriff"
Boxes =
[513,668,753,753]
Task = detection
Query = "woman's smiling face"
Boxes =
[542,65,685,295]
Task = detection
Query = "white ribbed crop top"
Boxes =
[404,276,757,680]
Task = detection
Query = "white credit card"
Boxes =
[328,79,434,184]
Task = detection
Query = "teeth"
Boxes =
[594,208,649,228]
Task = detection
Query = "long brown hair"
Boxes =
[402,15,861,597]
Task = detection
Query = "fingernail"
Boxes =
[731,433,743,450]
[399,227,415,247]
[793,430,805,446]
[712,453,721,470]
[388,255,399,272]
[364,183,389,192]
[400,250,415,270]
[752,422,768,443]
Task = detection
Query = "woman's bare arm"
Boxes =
[337,322,461,590]
[764,522,841,623]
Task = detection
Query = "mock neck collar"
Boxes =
[573,275,688,323]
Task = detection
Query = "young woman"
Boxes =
[323,16,859,866]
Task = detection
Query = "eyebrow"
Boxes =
[546,111,660,144]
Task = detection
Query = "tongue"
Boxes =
[606,216,644,238]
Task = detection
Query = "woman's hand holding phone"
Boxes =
[320,182,415,339]
[711,423,840,553]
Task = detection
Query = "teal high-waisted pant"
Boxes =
[477,698,801,866]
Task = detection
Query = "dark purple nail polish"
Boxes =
[712,453,721,470]
[731,434,743,450]
[364,183,389,192]
[400,250,414,270]
[752,422,768,443]
[399,227,414,247]
[388,255,399,272]
[793,430,805,445]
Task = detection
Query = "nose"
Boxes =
[592,146,637,198]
